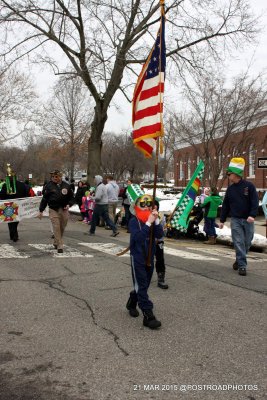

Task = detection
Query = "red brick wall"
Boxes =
[174,125,267,191]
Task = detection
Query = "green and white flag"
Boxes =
[170,160,205,232]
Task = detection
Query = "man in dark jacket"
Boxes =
[38,169,75,253]
[0,165,29,242]
[219,158,258,276]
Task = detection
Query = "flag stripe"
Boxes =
[134,94,161,114]
[133,123,162,139]
[139,83,164,102]
[134,113,161,131]
[134,103,162,121]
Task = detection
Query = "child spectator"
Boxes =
[200,186,222,244]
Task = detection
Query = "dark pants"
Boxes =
[155,240,165,275]
[129,255,154,311]
[123,204,132,228]
[204,217,216,237]
[8,222,19,241]
[90,204,117,234]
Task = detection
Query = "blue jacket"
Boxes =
[220,179,258,222]
[129,216,164,266]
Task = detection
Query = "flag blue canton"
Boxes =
[145,17,166,80]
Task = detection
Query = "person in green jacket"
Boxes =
[201,186,222,244]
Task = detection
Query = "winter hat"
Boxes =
[227,157,245,177]
[127,184,145,204]
[127,184,146,215]
[94,175,103,185]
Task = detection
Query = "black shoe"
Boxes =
[57,249,63,254]
[233,261,238,270]
[53,244,57,249]
[126,297,139,318]
[51,234,55,239]
[143,310,161,329]
[158,281,169,289]
[13,236,19,242]
[111,231,119,237]
[238,268,246,276]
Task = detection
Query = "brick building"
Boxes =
[174,124,267,191]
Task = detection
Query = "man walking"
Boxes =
[89,175,119,237]
[106,175,119,224]
[219,158,258,276]
[38,169,75,253]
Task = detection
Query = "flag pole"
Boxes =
[146,0,165,267]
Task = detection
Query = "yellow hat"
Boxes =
[227,158,245,177]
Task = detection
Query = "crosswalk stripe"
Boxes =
[79,242,129,257]
[186,247,267,262]
[163,246,218,260]
[28,244,93,258]
[0,242,265,262]
[79,242,219,260]
[0,244,29,258]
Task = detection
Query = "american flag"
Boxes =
[132,6,166,158]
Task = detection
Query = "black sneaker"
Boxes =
[57,249,63,254]
[233,261,238,270]
[143,310,161,329]
[111,231,119,237]
[238,268,246,276]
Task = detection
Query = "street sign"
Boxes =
[257,157,267,168]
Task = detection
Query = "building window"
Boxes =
[187,158,191,179]
[179,161,183,180]
[248,144,255,177]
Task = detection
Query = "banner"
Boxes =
[0,197,42,223]
[170,160,205,232]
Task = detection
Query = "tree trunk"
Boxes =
[87,101,108,184]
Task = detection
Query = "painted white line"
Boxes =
[163,246,219,260]
[79,242,129,257]
[0,244,29,258]
[186,247,266,262]
[79,242,218,261]
[28,244,93,258]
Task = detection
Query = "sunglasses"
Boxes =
[139,200,153,208]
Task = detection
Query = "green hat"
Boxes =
[126,184,145,204]
[226,157,245,177]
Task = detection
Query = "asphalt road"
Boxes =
[0,216,266,400]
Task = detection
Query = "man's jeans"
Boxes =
[231,217,254,268]
[90,204,117,234]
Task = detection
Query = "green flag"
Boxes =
[170,160,205,232]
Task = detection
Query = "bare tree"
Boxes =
[0,68,37,144]
[101,131,152,180]
[0,0,259,181]
[171,72,267,187]
[41,76,93,179]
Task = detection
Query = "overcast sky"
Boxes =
[30,0,267,135]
